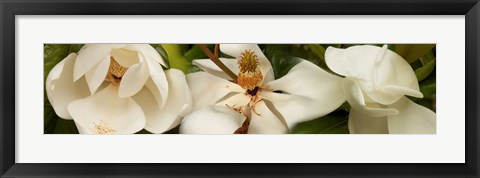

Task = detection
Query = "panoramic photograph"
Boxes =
[44,44,436,134]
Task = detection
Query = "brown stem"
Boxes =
[214,44,219,57]
[198,44,237,81]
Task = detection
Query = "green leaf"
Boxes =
[44,105,58,134]
[161,44,193,74]
[184,44,211,61]
[409,69,436,111]
[394,44,435,63]
[290,111,349,134]
[415,58,435,81]
[150,44,170,66]
[419,70,436,99]
[261,44,301,79]
[53,119,79,134]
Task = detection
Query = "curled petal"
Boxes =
[118,54,149,98]
[348,109,389,134]
[46,53,90,119]
[325,45,422,105]
[342,78,399,117]
[133,69,192,133]
[387,97,436,134]
[143,53,169,107]
[110,48,140,68]
[180,105,246,134]
[84,55,110,94]
[248,101,288,134]
[260,60,346,128]
[192,58,240,80]
[74,44,112,81]
[325,45,379,81]
[187,72,244,111]
[67,84,146,134]
[125,44,167,67]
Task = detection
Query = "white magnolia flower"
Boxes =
[46,44,192,134]
[180,44,346,134]
[325,45,436,134]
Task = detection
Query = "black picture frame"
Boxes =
[1,0,479,177]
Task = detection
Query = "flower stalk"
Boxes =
[198,44,237,81]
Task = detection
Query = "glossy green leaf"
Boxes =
[415,58,436,81]
[53,119,79,134]
[161,44,193,74]
[290,111,349,134]
[419,70,436,99]
[394,44,435,63]
[261,44,301,79]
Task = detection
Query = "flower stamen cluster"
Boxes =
[237,50,263,90]
[106,57,128,86]
[92,121,116,134]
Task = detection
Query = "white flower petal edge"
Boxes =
[73,44,119,81]
[247,101,288,134]
[387,97,436,134]
[133,69,192,133]
[186,72,245,111]
[84,55,110,94]
[46,53,90,119]
[325,45,422,105]
[259,59,346,129]
[68,84,146,134]
[118,54,150,98]
[341,78,399,117]
[325,45,436,134]
[180,105,246,134]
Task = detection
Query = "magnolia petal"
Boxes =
[248,101,288,134]
[68,85,146,134]
[187,72,244,111]
[215,93,251,108]
[325,45,379,80]
[220,44,267,59]
[192,58,240,80]
[372,47,423,101]
[118,55,149,98]
[143,53,169,107]
[179,105,246,134]
[84,55,110,94]
[387,97,436,134]
[124,44,167,67]
[46,53,90,120]
[348,109,389,134]
[342,78,399,117]
[74,44,112,81]
[134,69,192,133]
[260,60,346,128]
[325,45,422,105]
[110,48,139,68]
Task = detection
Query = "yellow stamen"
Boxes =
[237,50,263,90]
[106,57,128,86]
[92,121,116,134]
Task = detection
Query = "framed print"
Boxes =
[1,0,479,177]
